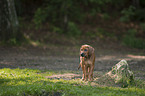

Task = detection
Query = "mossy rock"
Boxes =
[106,60,134,87]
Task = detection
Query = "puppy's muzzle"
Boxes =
[81,53,85,57]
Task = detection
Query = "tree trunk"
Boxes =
[132,0,140,8]
[0,0,20,43]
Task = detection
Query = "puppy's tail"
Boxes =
[78,64,81,70]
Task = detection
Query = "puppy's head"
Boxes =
[80,45,94,58]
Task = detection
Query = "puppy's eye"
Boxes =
[84,49,87,51]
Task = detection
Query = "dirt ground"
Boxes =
[0,41,145,81]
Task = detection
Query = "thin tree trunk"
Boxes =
[0,0,9,41]
[0,0,19,42]
[7,0,19,35]
[132,0,140,8]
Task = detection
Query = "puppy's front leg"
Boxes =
[84,65,89,81]
[81,64,85,80]
[81,57,85,80]
[88,65,94,81]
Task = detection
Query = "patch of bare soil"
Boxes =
[46,73,81,80]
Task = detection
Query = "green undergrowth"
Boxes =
[0,68,144,96]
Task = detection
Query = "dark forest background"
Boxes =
[0,0,145,49]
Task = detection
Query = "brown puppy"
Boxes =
[78,45,95,81]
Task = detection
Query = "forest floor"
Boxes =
[0,38,145,82]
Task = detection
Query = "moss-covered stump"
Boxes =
[106,60,134,87]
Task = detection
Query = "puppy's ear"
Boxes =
[88,46,94,56]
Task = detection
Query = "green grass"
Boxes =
[0,68,144,96]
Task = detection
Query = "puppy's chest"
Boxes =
[84,59,92,65]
